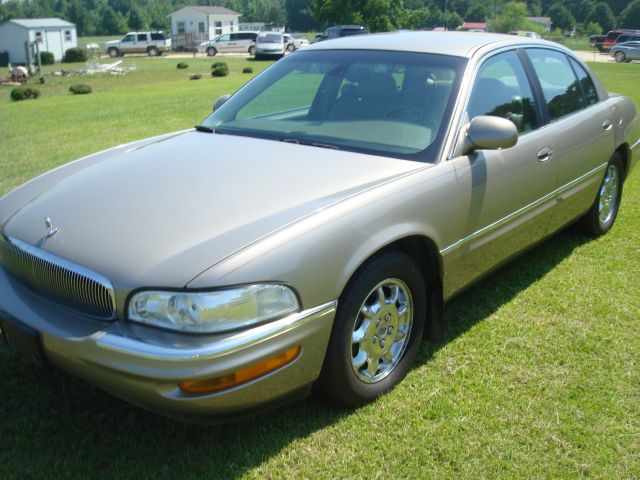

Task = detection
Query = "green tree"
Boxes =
[527,0,542,16]
[586,2,615,32]
[286,0,320,31]
[100,4,127,35]
[584,21,602,35]
[465,3,491,21]
[619,0,640,28]
[488,1,528,32]
[547,3,575,30]
[128,6,148,31]
[311,0,404,32]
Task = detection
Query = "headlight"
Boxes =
[128,284,299,333]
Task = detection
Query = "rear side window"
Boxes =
[569,58,598,106]
[468,51,538,133]
[150,33,165,40]
[527,49,585,121]
[136,33,147,42]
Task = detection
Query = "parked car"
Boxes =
[613,34,640,46]
[106,31,171,57]
[509,30,541,39]
[283,33,309,51]
[1,32,638,422]
[201,31,258,57]
[254,31,285,59]
[316,25,368,41]
[598,29,640,52]
[589,34,605,48]
[610,41,640,63]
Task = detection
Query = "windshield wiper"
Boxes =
[282,137,340,150]
[194,125,214,133]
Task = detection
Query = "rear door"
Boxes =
[524,48,614,233]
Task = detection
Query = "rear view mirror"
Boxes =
[213,94,231,112]
[461,116,518,155]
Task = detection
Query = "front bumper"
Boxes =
[0,266,335,422]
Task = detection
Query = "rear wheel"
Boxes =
[576,152,624,236]
[248,45,256,56]
[147,47,158,57]
[286,43,295,52]
[614,51,626,63]
[316,251,426,406]
[207,47,217,57]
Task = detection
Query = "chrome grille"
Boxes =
[0,236,116,320]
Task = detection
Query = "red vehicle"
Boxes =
[599,29,640,52]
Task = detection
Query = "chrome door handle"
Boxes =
[602,119,613,131]
[537,147,553,162]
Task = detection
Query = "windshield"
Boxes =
[201,50,466,161]
[257,34,282,43]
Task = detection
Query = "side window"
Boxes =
[122,34,135,42]
[230,33,240,41]
[217,34,230,42]
[527,49,584,121]
[136,33,147,42]
[150,33,164,41]
[468,51,539,133]
[569,58,598,106]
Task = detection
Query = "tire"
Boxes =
[316,251,426,406]
[576,152,624,236]
[286,43,295,52]
[108,48,119,58]
[248,45,256,56]
[614,51,626,63]
[207,47,217,57]
[147,47,158,57]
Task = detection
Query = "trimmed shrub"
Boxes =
[69,84,92,95]
[10,86,41,101]
[189,74,202,80]
[242,66,253,74]
[39,51,54,65]
[62,47,87,63]
[39,77,45,84]
[211,62,229,77]
[177,62,189,69]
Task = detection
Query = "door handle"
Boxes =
[602,119,613,131]
[537,147,553,162]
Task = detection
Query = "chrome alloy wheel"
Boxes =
[351,279,413,383]
[598,164,619,226]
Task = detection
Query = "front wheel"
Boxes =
[207,47,217,57]
[248,45,256,56]
[286,43,295,52]
[316,251,426,406]
[576,152,624,236]
[614,51,626,63]
[107,48,119,58]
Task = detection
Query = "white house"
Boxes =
[0,18,77,64]
[169,6,241,50]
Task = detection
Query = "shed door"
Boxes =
[45,30,63,60]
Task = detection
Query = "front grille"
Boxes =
[0,236,116,320]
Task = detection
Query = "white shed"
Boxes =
[169,6,241,50]
[0,18,77,64]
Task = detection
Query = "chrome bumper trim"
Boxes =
[96,300,337,361]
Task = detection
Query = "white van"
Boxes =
[202,32,259,56]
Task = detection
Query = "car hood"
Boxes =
[1,131,422,290]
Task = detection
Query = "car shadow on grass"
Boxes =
[0,229,592,479]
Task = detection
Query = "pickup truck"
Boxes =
[106,32,171,57]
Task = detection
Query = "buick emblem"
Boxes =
[44,217,59,238]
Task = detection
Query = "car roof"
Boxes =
[306,31,560,58]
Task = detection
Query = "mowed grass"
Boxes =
[0,60,639,479]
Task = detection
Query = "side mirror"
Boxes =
[213,94,231,112]
[461,116,518,155]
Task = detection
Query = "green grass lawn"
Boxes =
[0,59,639,479]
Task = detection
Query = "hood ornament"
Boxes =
[44,217,59,238]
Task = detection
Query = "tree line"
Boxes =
[0,0,637,36]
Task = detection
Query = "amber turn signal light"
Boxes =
[179,345,301,395]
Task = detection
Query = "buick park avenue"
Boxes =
[0,32,638,422]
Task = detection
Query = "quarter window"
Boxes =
[569,58,598,106]
[136,33,147,41]
[526,49,584,121]
[468,51,538,133]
